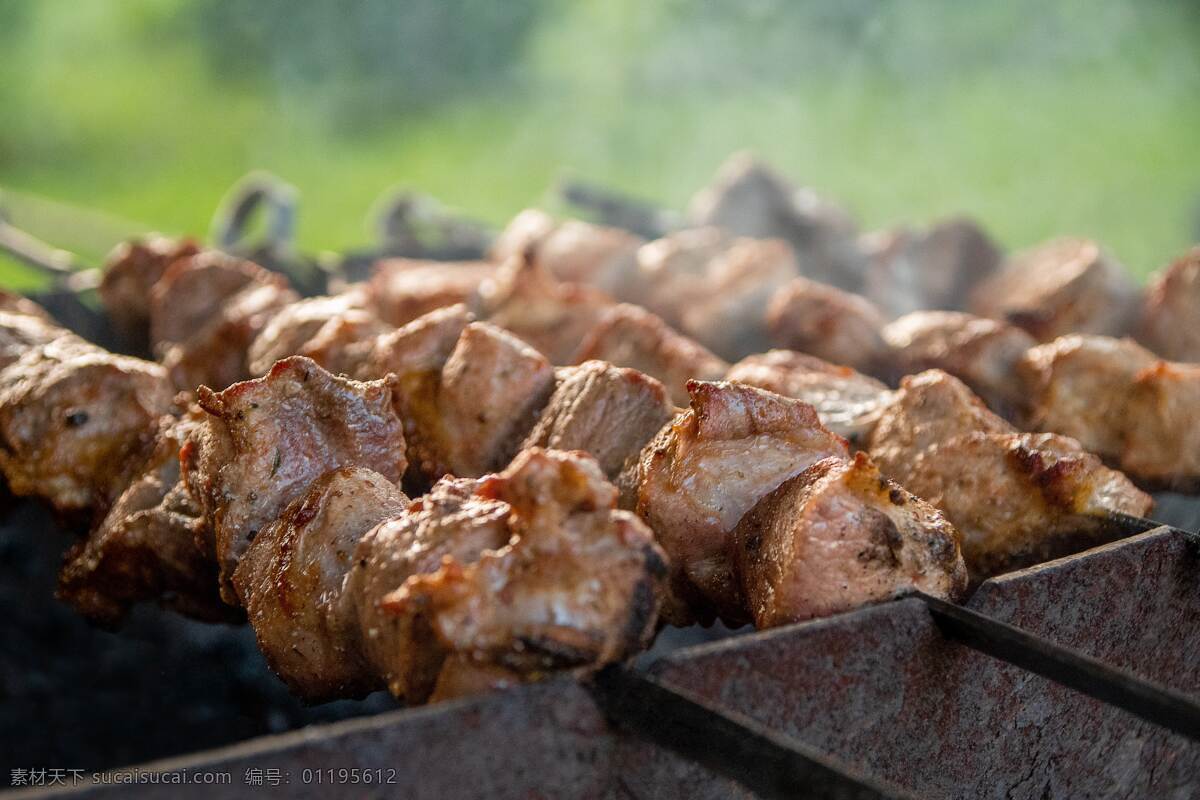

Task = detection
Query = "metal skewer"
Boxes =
[916,592,1200,742]
[591,666,915,800]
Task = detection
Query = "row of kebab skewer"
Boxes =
[1,153,1198,709]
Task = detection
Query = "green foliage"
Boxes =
[1,0,1198,290]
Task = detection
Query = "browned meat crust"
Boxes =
[868,369,1152,576]
[366,258,493,327]
[726,350,893,445]
[379,449,665,699]
[57,408,231,626]
[734,453,968,628]
[150,251,299,391]
[475,256,614,364]
[0,336,174,513]
[245,290,377,376]
[627,380,849,625]
[1137,246,1200,362]
[766,276,889,373]
[0,308,68,371]
[491,210,643,292]
[233,467,409,700]
[572,303,729,406]
[521,361,674,479]
[970,237,1140,341]
[99,236,201,349]
[182,356,407,602]
[881,311,1036,420]
[1019,336,1200,490]
[398,321,555,485]
[345,476,512,702]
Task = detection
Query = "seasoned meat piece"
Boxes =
[1020,337,1200,490]
[970,237,1140,341]
[1137,246,1200,361]
[148,250,284,350]
[361,303,473,381]
[726,350,893,445]
[1016,335,1157,461]
[887,431,1152,576]
[532,220,643,291]
[475,256,615,364]
[521,361,674,479]
[345,476,513,701]
[868,369,1152,574]
[766,277,889,373]
[1121,361,1200,490]
[734,453,968,628]
[572,304,729,406]
[294,309,391,378]
[867,370,1013,479]
[490,208,558,263]
[366,258,492,327]
[882,311,1036,419]
[632,227,732,326]
[679,238,797,361]
[233,467,409,700]
[688,152,864,289]
[0,309,67,371]
[162,277,299,392]
[401,322,555,483]
[246,290,372,376]
[99,236,201,349]
[862,217,1002,317]
[382,449,665,696]
[628,381,850,625]
[57,408,228,626]
[182,356,407,601]
[0,336,173,513]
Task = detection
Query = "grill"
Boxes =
[3,179,1200,800]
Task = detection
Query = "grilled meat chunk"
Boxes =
[766,277,889,373]
[572,303,729,406]
[734,453,968,628]
[381,449,665,697]
[475,256,615,364]
[970,237,1140,341]
[99,236,201,350]
[492,211,643,292]
[233,467,409,700]
[366,258,493,327]
[885,431,1152,577]
[246,290,380,376]
[183,357,407,601]
[678,237,797,361]
[687,152,864,290]
[1120,361,1200,491]
[0,290,58,322]
[400,321,555,483]
[881,311,1036,419]
[1137,246,1200,362]
[628,380,850,625]
[57,408,228,626]
[0,336,174,513]
[726,350,893,445]
[868,369,1152,576]
[346,476,512,702]
[151,251,299,391]
[1017,335,1157,460]
[521,361,674,479]
[867,369,1012,479]
[1019,336,1200,490]
[0,308,67,371]
[630,227,732,327]
[862,217,1001,317]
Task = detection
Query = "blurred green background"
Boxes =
[2,0,1199,290]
